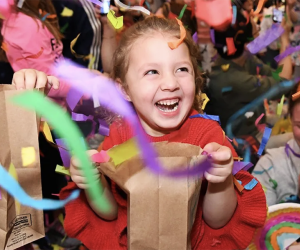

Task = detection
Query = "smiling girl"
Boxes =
[13,16,267,249]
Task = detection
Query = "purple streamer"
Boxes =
[192,32,198,44]
[285,143,300,158]
[98,119,110,136]
[259,213,300,250]
[55,139,71,168]
[210,29,215,44]
[275,45,300,63]
[247,24,284,54]
[66,87,83,111]
[72,112,93,122]
[232,161,253,175]
[54,61,212,177]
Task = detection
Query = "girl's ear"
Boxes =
[115,78,132,102]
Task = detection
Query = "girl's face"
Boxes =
[122,33,195,137]
[292,102,300,147]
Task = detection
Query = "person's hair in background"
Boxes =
[289,82,300,146]
[111,16,204,112]
[0,0,61,61]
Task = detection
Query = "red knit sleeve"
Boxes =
[192,170,267,250]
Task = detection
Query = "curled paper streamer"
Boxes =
[54,60,212,177]
[285,143,300,158]
[276,94,285,116]
[200,93,209,110]
[11,91,111,212]
[192,32,198,44]
[274,45,300,63]
[234,30,244,44]
[190,113,221,125]
[70,34,91,60]
[114,0,150,15]
[239,10,249,26]
[16,47,44,62]
[257,127,272,156]
[178,4,187,20]
[0,163,79,210]
[247,24,284,54]
[168,18,186,50]
[251,0,265,15]
[226,37,237,55]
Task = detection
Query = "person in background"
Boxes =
[252,83,300,206]
[286,0,300,78]
[206,7,292,139]
[259,0,285,69]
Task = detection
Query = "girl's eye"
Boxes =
[145,70,158,75]
[176,67,189,73]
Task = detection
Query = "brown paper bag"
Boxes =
[99,142,203,250]
[0,85,45,250]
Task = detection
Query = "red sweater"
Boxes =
[60,110,267,250]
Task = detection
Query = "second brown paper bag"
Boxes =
[99,141,204,250]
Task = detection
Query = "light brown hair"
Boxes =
[0,0,62,62]
[111,16,204,113]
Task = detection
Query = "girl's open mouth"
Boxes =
[155,99,179,113]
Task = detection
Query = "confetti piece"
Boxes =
[11,91,111,212]
[99,119,110,136]
[222,86,233,93]
[190,113,221,124]
[42,121,54,143]
[107,10,123,30]
[55,60,212,177]
[272,65,283,80]
[257,127,272,156]
[200,93,209,110]
[264,99,270,113]
[168,19,186,50]
[274,45,300,63]
[234,30,244,44]
[244,178,258,190]
[277,95,285,116]
[107,138,140,166]
[192,32,198,43]
[239,10,249,26]
[66,87,83,111]
[70,34,91,60]
[60,6,73,17]
[247,24,284,54]
[233,177,244,193]
[91,151,110,163]
[55,139,71,168]
[226,37,236,56]
[39,10,57,21]
[55,165,71,176]
[114,0,150,15]
[60,22,69,33]
[232,5,237,25]
[255,113,266,132]
[178,4,187,20]
[245,111,254,118]
[210,29,215,44]
[221,64,230,72]
[16,47,44,62]
[21,147,36,167]
[251,0,265,15]
[88,55,96,70]
[232,161,253,175]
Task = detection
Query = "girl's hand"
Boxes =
[202,142,233,183]
[70,149,101,189]
[12,69,59,91]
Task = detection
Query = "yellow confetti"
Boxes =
[9,163,21,215]
[200,93,209,110]
[58,213,64,226]
[55,165,71,176]
[107,10,123,30]
[107,138,140,166]
[42,121,54,143]
[51,245,61,250]
[221,64,230,72]
[21,147,36,167]
[70,34,91,60]
[60,7,73,17]
[276,95,285,116]
[88,55,96,70]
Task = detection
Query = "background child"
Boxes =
[252,83,300,206]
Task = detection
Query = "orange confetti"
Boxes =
[233,138,238,148]
[292,84,300,101]
[239,10,250,26]
[16,47,44,62]
[168,18,186,50]
[251,0,265,16]
[1,42,7,52]
[233,157,243,161]
[39,9,57,19]
[233,177,244,193]
[226,37,237,56]
[234,30,244,44]
[264,99,270,114]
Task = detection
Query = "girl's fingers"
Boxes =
[35,71,48,89]
[204,172,227,183]
[24,69,38,90]
[206,166,232,177]
[12,69,26,90]
[47,76,60,90]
